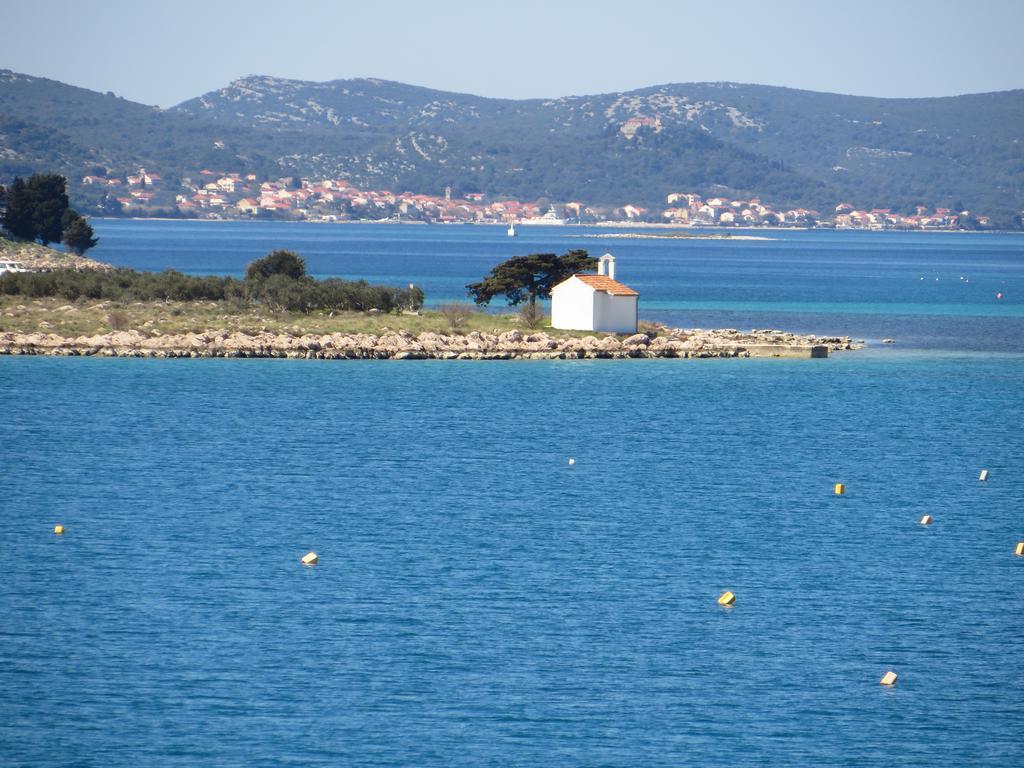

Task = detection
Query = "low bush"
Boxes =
[0,266,426,316]
[518,302,547,329]
[440,302,474,330]
[107,310,129,331]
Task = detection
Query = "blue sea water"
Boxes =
[2,223,1024,766]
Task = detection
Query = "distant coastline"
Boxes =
[572,232,774,241]
[88,218,1023,234]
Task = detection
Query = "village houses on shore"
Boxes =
[80,169,991,231]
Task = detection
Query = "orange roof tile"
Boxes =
[575,274,638,296]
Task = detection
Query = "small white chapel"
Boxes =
[550,252,639,334]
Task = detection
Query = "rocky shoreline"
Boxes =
[0,327,858,360]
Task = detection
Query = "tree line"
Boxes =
[0,173,98,254]
[0,249,425,314]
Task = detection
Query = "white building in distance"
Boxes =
[550,253,639,334]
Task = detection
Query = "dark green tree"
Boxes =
[245,249,307,281]
[466,250,596,307]
[61,208,80,232]
[2,177,36,240]
[61,212,99,255]
[27,174,70,245]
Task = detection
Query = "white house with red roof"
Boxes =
[551,253,639,334]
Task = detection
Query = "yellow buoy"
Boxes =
[920,515,933,526]
[880,670,898,686]
[834,483,845,495]
[53,524,65,535]
[717,591,736,606]
[979,469,989,482]
[301,551,319,566]
[1015,542,1024,557]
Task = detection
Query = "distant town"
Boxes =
[81,169,993,231]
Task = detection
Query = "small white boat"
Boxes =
[507,222,517,237]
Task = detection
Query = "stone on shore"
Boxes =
[0,324,859,360]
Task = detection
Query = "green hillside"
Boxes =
[2,69,1022,224]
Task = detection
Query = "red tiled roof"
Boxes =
[575,274,639,296]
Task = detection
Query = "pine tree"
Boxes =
[467,250,597,307]
[27,174,70,245]
[2,177,36,240]
[61,208,80,233]
[61,213,99,255]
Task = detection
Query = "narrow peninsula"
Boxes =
[1,245,859,360]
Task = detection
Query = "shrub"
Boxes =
[107,310,129,331]
[256,274,315,313]
[440,302,473,330]
[0,260,426,316]
[396,284,425,313]
[244,249,306,281]
[518,302,547,329]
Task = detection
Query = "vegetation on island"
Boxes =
[0,245,674,341]
[467,250,597,308]
[0,294,543,339]
[0,247,609,339]
[460,250,597,330]
[0,248,424,315]
[1,173,97,254]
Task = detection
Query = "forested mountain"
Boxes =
[2,69,1023,223]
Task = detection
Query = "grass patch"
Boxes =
[0,296,592,338]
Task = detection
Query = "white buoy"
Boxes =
[568,457,575,466]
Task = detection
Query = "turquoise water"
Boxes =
[86,221,1024,351]
[3,224,1024,765]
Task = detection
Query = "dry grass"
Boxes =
[0,296,595,338]
[439,302,474,330]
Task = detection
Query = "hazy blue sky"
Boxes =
[4,0,1023,106]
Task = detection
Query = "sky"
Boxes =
[4,0,1024,107]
